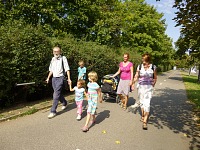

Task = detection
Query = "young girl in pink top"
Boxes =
[112,53,134,110]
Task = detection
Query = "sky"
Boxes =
[145,0,181,47]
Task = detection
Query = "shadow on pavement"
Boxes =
[76,101,111,126]
[103,97,117,103]
[102,94,136,106]
[150,87,200,150]
[168,76,183,81]
[56,102,77,116]
[96,110,110,124]
[80,100,89,120]
[88,110,110,130]
[127,96,136,107]
[83,110,110,128]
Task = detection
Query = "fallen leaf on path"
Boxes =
[102,130,107,134]
[115,140,121,144]
[183,134,188,137]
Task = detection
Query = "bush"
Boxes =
[0,20,52,106]
[51,35,120,85]
[0,21,142,107]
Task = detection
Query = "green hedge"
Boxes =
[0,21,142,107]
[51,35,142,85]
[0,21,119,106]
[0,20,52,106]
[51,35,118,83]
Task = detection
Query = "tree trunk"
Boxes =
[189,67,191,76]
[198,64,200,83]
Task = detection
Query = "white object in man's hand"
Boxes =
[46,78,49,84]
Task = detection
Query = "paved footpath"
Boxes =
[0,70,199,150]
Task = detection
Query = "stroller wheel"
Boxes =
[102,93,106,101]
[116,95,120,104]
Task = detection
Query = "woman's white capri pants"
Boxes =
[138,84,153,112]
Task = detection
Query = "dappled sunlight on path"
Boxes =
[149,70,200,149]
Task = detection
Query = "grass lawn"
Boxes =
[181,72,200,111]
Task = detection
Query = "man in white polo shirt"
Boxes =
[46,47,71,119]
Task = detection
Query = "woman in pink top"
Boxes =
[112,53,134,110]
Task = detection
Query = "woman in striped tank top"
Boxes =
[132,53,157,130]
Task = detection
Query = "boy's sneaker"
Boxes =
[76,114,81,121]
[61,105,67,110]
[48,113,56,119]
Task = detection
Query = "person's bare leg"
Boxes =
[141,108,144,122]
[82,113,91,131]
[143,96,151,129]
[123,95,128,110]
[92,114,95,122]
[84,113,91,127]
[119,94,124,107]
[119,94,124,102]
[143,112,149,130]
[143,112,149,123]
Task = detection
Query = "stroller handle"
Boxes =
[103,74,114,79]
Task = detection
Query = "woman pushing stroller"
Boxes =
[111,53,134,110]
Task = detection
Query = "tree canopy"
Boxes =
[174,0,200,55]
[173,0,200,81]
[0,0,175,105]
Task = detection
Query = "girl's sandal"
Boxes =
[123,106,127,110]
[142,122,148,130]
[81,126,89,132]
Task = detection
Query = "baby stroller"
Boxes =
[101,74,120,103]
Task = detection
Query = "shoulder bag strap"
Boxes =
[61,56,66,76]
